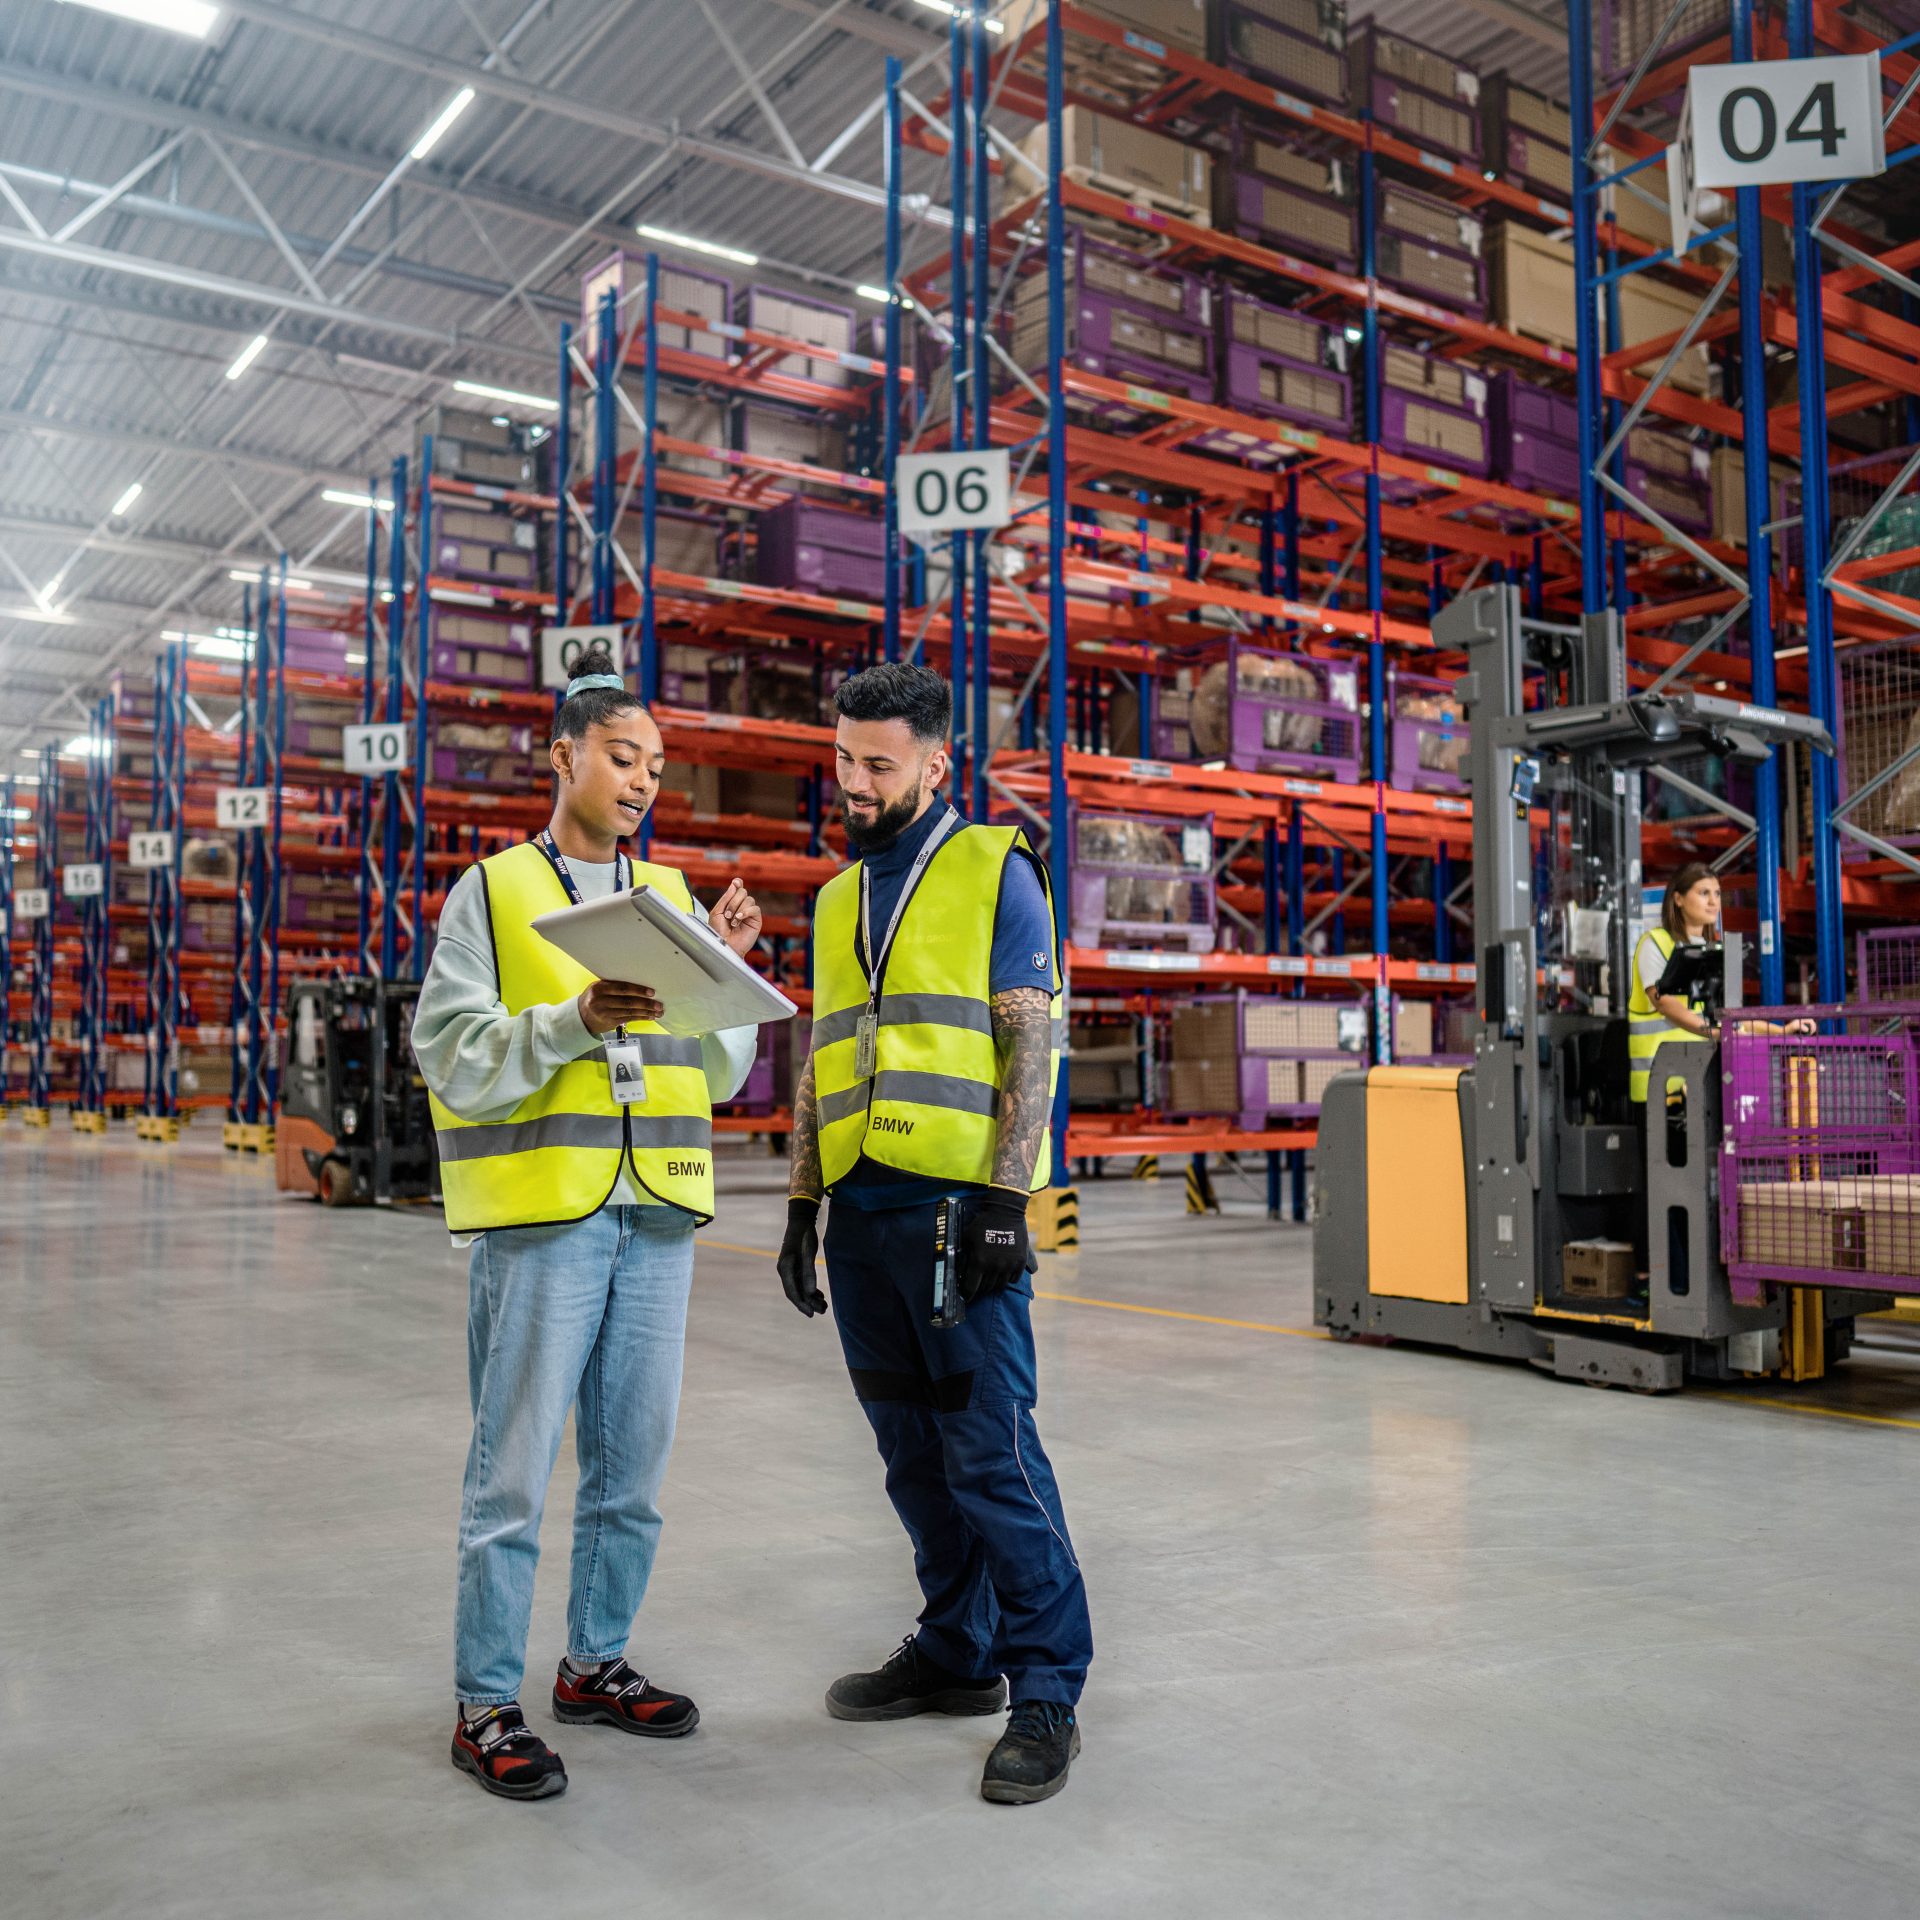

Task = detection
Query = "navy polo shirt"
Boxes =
[829,803,1055,1211]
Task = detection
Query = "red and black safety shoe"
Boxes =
[450,1704,568,1801]
[551,1657,700,1738]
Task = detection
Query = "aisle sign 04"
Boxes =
[216,786,273,830]
[1671,54,1884,249]
[127,830,175,871]
[895,447,1010,539]
[63,862,104,900]
[342,722,410,776]
[540,623,626,693]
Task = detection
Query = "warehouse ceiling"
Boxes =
[0,0,1566,758]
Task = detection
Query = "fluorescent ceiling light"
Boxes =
[227,569,313,590]
[63,735,107,757]
[636,223,758,267]
[215,626,251,640]
[57,0,218,39]
[452,379,557,412]
[3,605,75,626]
[910,1,1004,32]
[346,652,367,664]
[321,488,395,511]
[225,332,270,381]
[192,636,252,659]
[110,480,143,516]
[856,285,915,309]
[410,86,476,162]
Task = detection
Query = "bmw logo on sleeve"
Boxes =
[1032,952,1048,971]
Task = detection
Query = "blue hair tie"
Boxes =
[566,672,627,694]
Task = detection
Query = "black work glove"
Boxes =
[779,1196,825,1317]
[959,1188,1033,1302]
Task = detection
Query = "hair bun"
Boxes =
[566,642,620,685]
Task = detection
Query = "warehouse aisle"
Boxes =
[7,1132,1920,1919]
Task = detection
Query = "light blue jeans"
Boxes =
[455,1204,697,1706]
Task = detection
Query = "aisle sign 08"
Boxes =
[1679,53,1884,196]
[895,447,1010,538]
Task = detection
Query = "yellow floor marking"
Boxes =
[698,1238,1920,1425]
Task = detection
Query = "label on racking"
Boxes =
[63,863,104,899]
[1681,54,1885,194]
[216,787,272,830]
[342,723,410,775]
[128,830,175,870]
[1267,957,1308,977]
[13,887,49,921]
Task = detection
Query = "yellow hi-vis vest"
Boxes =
[1626,925,1713,1105]
[811,822,1063,1192]
[429,839,715,1231]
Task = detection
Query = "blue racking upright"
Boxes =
[71,694,115,1133]
[0,771,14,1111]
[139,645,187,1140]
[24,743,57,1126]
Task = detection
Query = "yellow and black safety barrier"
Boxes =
[1130,1155,1159,1182]
[1028,1185,1080,1252]
[222,1120,274,1154]
[70,1110,109,1135]
[1185,1157,1220,1215]
[135,1115,182,1142]
[20,1106,51,1129]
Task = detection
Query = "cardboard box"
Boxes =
[1169,1001,1239,1060]
[1710,446,1794,546]
[1166,1057,1239,1114]
[1027,106,1211,220]
[1076,0,1207,54]
[1395,999,1434,1057]
[1563,1238,1637,1299]
[1488,223,1714,396]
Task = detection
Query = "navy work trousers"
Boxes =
[823,1198,1092,1707]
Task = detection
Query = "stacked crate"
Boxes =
[1209,0,1349,109]
[1162,993,1369,1125]
[1488,371,1581,499]
[420,403,542,493]
[1375,180,1487,318]
[1069,809,1217,953]
[1352,23,1482,162]
[1207,289,1353,457]
[1622,424,1713,536]
[1011,229,1215,416]
[1156,641,1363,784]
[1209,116,1357,270]
[1379,346,1491,477]
[754,498,887,600]
[433,497,541,594]
[1482,76,1572,201]
[1388,668,1468,792]
[739,285,857,389]
[581,251,732,364]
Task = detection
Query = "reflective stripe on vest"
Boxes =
[811,822,1062,1192]
[428,840,715,1229]
[1625,925,1711,1105]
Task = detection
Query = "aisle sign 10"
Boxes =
[14,887,50,921]
[128,830,175,870]
[343,722,410,775]
[63,863,104,899]
[895,447,1010,539]
[216,786,273,830]
[1673,54,1884,234]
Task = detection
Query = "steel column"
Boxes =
[882,55,904,665]
[1567,0,1607,610]
[1045,0,1071,1187]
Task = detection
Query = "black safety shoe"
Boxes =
[825,1635,1006,1722]
[450,1704,568,1801]
[981,1700,1080,1805]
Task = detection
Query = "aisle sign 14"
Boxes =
[343,722,410,775]
[128,830,175,870]
[896,447,1010,538]
[63,863,104,899]
[216,786,273,830]
[1679,54,1884,196]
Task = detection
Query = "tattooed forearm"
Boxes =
[789,1054,825,1201]
[989,986,1052,1192]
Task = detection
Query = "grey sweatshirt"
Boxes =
[412,852,758,1220]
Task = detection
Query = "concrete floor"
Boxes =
[7,1132,1920,1919]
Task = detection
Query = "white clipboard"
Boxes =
[532,884,797,1036]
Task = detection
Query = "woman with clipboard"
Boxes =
[412,647,763,1803]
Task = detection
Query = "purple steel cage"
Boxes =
[1209,117,1357,271]
[1488,370,1580,498]
[1858,929,1920,1003]
[1070,807,1218,954]
[1833,640,1920,861]
[1720,1009,1920,1294]
[579,250,732,363]
[1209,0,1350,108]
[1597,0,1727,91]
[739,285,857,388]
[1207,287,1353,453]
[755,497,887,600]
[1153,639,1364,783]
[1388,668,1468,793]
[1352,23,1483,162]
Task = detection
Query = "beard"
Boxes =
[841,787,925,852]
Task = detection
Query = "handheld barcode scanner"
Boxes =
[932,1198,964,1329]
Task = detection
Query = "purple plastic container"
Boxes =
[1379,386,1491,478]
[1500,127,1573,199]
[1364,76,1480,161]
[1489,371,1581,496]
[1214,167,1359,273]
[1218,331,1352,438]
[1352,22,1482,159]
[740,285,858,389]
[1388,668,1468,794]
[1154,642,1363,783]
[1069,807,1217,954]
[756,498,887,600]
[1209,0,1349,108]
[579,250,732,363]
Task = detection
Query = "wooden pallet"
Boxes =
[222,1120,275,1154]
[1057,161,1211,237]
[1018,34,1191,112]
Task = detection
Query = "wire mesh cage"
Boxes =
[1856,929,1920,1003]
[1834,641,1920,857]
[1720,1010,1920,1291]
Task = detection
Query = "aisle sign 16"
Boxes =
[1679,53,1884,198]
[343,722,410,775]
[63,863,104,899]
[216,786,273,830]
[128,830,175,870]
[895,447,1010,538]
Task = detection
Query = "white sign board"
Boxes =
[1682,54,1884,194]
[540,624,627,693]
[127,830,175,871]
[343,722,411,775]
[216,786,273,831]
[63,862,104,899]
[14,887,50,921]
[896,447,1010,538]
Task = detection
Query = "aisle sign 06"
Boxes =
[1680,54,1884,194]
[895,447,1010,538]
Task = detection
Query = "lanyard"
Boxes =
[536,828,628,908]
[858,805,958,1003]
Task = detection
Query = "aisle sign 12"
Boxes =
[1680,53,1884,196]
[343,722,410,775]
[63,863,104,899]
[128,830,175,870]
[896,447,1010,538]
[216,786,273,830]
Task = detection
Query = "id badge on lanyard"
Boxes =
[605,1034,647,1105]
